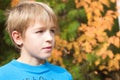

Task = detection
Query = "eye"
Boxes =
[50,29,55,33]
[36,30,44,33]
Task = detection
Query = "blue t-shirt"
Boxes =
[0,60,72,80]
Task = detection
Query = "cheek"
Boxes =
[24,35,39,45]
[52,38,55,46]
[53,38,55,43]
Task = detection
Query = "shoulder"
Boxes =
[0,63,10,72]
[46,61,72,79]
[0,61,14,76]
[46,61,66,72]
[0,63,11,78]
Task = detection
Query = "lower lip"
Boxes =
[43,48,52,52]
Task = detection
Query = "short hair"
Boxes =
[5,1,57,48]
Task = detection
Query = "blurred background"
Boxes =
[0,0,120,80]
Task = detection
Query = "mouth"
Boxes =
[42,46,52,51]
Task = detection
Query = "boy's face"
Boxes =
[20,21,56,60]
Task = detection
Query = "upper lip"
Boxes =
[42,46,52,49]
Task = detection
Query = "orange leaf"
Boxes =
[99,0,110,7]
[117,31,120,37]
[107,50,114,59]
[11,0,19,7]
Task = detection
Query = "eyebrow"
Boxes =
[50,26,56,29]
[34,26,56,30]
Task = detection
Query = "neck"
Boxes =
[17,56,45,66]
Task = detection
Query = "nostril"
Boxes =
[46,40,52,43]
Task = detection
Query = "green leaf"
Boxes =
[67,9,78,20]
[3,31,13,46]
[67,21,80,41]
[67,9,86,20]
[70,65,82,80]
[61,31,67,40]
[86,53,98,64]
[0,9,5,23]
[54,3,66,14]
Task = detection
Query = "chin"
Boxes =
[39,55,51,60]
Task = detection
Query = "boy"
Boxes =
[0,1,72,80]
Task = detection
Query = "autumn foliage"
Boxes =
[50,0,120,68]
[51,0,120,80]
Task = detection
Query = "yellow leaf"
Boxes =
[94,9,101,16]
[111,0,116,3]
[95,59,100,66]
[99,65,106,70]
[83,41,92,53]
[114,54,120,60]
[87,12,92,23]
[108,59,120,71]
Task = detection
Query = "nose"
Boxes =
[45,31,53,43]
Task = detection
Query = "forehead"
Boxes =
[29,20,56,29]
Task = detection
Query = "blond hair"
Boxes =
[6,1,57,48]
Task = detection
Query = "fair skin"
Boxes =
[12,20,56,66]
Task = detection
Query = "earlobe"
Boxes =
[12,31,23,46]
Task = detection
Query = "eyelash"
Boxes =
[51,29,55,33]
[36,30,44,33]
[36,29,55,33]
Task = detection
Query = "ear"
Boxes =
[12,31,23,46]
